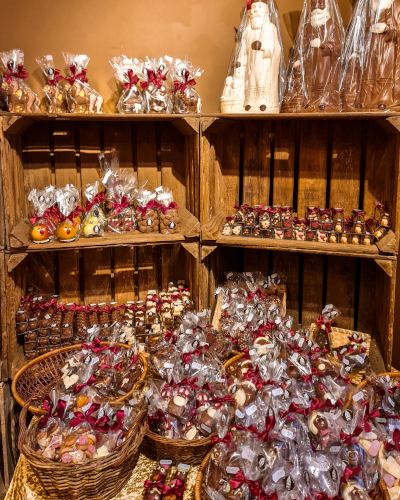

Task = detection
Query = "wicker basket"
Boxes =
[18,394,147,500]
[11,342,147,415]
[194,447,391,500]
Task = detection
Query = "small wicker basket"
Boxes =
[18,394,147,500]
[12,342,147,415]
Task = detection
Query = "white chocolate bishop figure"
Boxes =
[221,0,282,113]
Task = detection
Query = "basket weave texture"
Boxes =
[18,395,148,500]
[11,342,147,415]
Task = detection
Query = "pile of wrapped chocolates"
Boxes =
[32,342,145,463]
[16,282,193,361]
[143,460,193,500]
[0,50,203,115]
[222,203,392,246]
[28,151,181,244]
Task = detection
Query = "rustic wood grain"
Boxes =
[83,248,112,304]
[273,121,296,206]
[326,256,356,330]
[301,254,324,328]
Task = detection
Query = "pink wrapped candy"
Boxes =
[88,444,96,454]
[61,452,72,463]
[77,436,88,445]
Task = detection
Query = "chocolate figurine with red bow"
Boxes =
[0,49,40,113]
[110,55,146,114]
[28,187,59,244]
[141,58,171,114]
[62,52,103,114]
[168,57,203,114]
[81,181,107,237]
[36,55,67,114]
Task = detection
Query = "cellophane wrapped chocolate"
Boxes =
[141,58,172,114]
[81,182,107,237]
[28,187,59,244]
[220,0,285,114]
[62,53,103,114]
[168,57,203,113]
[36,55,67,114]
[281,0,345,113]
[55,184,83,243]
[0,49,40,113]
[156,187,180,234]
[110,56,146,114]
[137,190,160,233]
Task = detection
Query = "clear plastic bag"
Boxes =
[168,57,203,113]
[81,182,107,237]
[0,49,40,113]
[156,186,180,234]
[137,191,160,233]
[62,53,103,114]
[220,0,285,114]
[282,0,345,113]
[28,188,58,244]
[110,56,146,114]
[56,184,83,243]
[141,58,172,114]
[36,55,67,114]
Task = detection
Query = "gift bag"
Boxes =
[169,57,203,113]
[36,55,67,114]
[110,56,146,114]
[81,182,107,237]
[141,58,172,114]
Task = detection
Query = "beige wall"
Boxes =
[0,0,352,113]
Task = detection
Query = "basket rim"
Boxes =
[223,352,244,371]
[11,342,147,415]
[145,427,217,447]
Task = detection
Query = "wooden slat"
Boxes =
[114,247,135,304]
[160,122,186,209]
[274,251,300,330]
[103,121,134,174]
[298,121,329,217]
[83,248,112,303]
[243,249,270,276]
[0,252,6,380]
[357,259,379,339]
[137,246,158,300]
[273,121,296,206]
[330,121,362,213]
[80,122,102,191]
[53,121,78,188]
[364,121,396,219]
[58,250,81,303]
[137,122,158,190]
[200,129,215,224]
[301,254,324,328]
[243,121,271,206]
[0,381,18,490]
[326,256,356,330]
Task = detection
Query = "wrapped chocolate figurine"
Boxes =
[220,0,285,113]
[36,55,67,114]
[0,49,40,113]
[282,0,345,113]
[81,182,107,237]
[28,188,58,244]
[137,190,160,233]
[169,57,203,113]
[156,187,180,234]
[110,56,145,114]
[141,58,171,114]
[63,53,103,114]
[55,185,83,243]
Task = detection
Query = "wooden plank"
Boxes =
[274,251,300,330]
[200,132,214,227]
[330,121,362,213]
[243,249,270,276]
[298,121,329,217]
[137,246,158,300]
[326,256,356,330]
[364,121,396,219]
[160,123,186,210]
[58,250,81,304]
[83,248,112,303]
[243,121,271,206]
[137,122,158,190]
[53,121,78,188]
[301,254,324,328]
[273,121,296,206]
[22,121,53,218]
[0,252,6,381]
[114,247,135,304]
[0,381,18,490]
[80,121,102,192]
[103,121,134,174]
[358,258,379,340]
[379,265,396,367]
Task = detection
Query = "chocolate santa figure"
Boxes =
[220,0,284,113]
[283,0,344,112]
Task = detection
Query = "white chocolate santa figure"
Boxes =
[220,0,283,113]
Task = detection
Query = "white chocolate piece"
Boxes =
[63,373,79,389]
[388,486,400,497]
[184,427,198,440]
[173,395,187,406]
[207,408,217,418]
[95,445,109,458]
[234,388,247,407]
[383,458,400,479]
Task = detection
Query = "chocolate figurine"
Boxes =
[283,0,344,112]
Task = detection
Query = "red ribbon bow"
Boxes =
[65,65,88,85]
[362,402,380,432]
[112,195,130,214]
[165,330,177,344]
[137,200,160,216]
[341,465,362,483]
[229,471,260,497]
[316,315,333,334]
[331,208,344,215]
[84,192,105,211]
[74,374,97,394]
[352,209,366,217]
[38,396,53,429]
[69,403,100,427]
[211,431,233,445]
[8,63,29,81]
[182,346,208,365]
[47,69,64,86]
[173,70,196,93]
[158,202,179,214]
[110,409,125,438]
[100,362,122,372]
[144,477,166,490]
[279,402,307,419]
[121,69,139,90]
[161,479,185,499]
[213,395,236,404]
[81,338,108,354]
[340,425,363,444]
[177,377,199,390]
[385,428,400,452]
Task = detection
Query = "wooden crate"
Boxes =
[3,242,199,381]
[0,380,19,498]
[199,115,400,369]
[0,114,200,250]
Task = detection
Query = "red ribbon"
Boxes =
[161,479,185,498]
[137,200,160,216]
[69,403,100,427]
[173,70,196,93]
[58,206,84,226]
[110,409,124,433]
[112,195,130,214]
[38,396,53,429]
[211,431,233,445]
[47,69,64,86]
[279,402,307,419]
[140,69,166,89]
[144,477,166,490]
[340,425,363,444]
[182,346,208,365]
[121,69,139,90]
[74,374,97,394]
[158,202,179,214]
[331,208,344,216]
[177,377,199,390]
[229,471,260,497]
[84,192,105,211]
[362,402,380,432]
[8,63,29,81]
[316,315,333,334]
[55,399,66,420]
[81,338,108,354]
[352,209,366,217]
[387,381,400,394]
[341,465,362,483]
[65,65,88,85]
[246,0,251,9]
[100,362,122,372]
[165,330,177,344]
[385,428,400,452]
[213,395,236,404]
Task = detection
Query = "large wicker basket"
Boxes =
[18,395,147,500]
[12,342,147,415]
